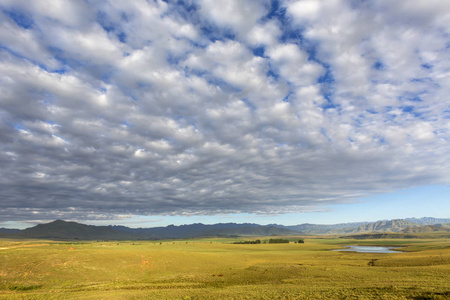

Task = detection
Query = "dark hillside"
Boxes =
[20,220,132,240]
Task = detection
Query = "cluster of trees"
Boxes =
[232,239,305,244]
[268,239,289,244]
[233,239,261,244]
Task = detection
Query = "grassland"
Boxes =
[1,236,449,299]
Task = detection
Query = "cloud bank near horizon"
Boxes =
[1,0,449,222]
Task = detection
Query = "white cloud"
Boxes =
[246,20,282,47]
[267,43,324,86]
[0,0,449,222]
[0,0,93,27]
[0,11,61,70]
[286,0,321,22]
[199,0,268,36]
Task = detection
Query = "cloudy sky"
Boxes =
[1,0,450,228]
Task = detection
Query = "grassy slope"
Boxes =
[0,236,449,299]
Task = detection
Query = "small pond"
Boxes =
[333,245,401,253]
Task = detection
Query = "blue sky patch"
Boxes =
[3,8,33,29]
[251,46,265,57]
[372,61,384,70]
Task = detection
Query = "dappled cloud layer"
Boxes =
[0,0,450,221]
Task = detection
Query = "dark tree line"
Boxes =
[268,239,289,244]
[232,239,305,244]
[233,239,261,244]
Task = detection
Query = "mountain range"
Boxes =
[0,217,449,240]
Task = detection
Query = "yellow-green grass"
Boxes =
[1,237,449,299]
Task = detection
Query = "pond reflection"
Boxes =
[333,245,401,253]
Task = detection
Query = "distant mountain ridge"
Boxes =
[109,222,299,239]
[401,224,450,234]
[405,217,450,225]
[280,222,369,234]
[1,220,298,240]
[273,217,450,235]
[0,217,448,240]
[352,219,420,233]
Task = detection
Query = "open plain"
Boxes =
[1,236,449,299]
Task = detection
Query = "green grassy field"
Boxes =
[1,236,449,299]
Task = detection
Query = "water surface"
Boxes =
[333,245,400,253]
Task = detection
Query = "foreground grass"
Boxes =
[0,237,449,299]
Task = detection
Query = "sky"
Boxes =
[0,0,450,229]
